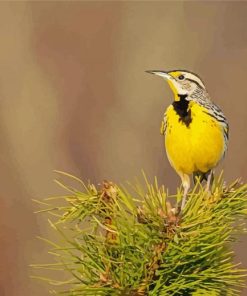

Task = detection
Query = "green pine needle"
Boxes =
[33,173,247,295]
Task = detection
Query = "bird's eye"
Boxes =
[178,75,185,80]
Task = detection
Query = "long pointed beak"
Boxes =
[146,70,183,99]
[146,70,172,80]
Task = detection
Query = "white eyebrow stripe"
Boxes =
[184,73,205,89]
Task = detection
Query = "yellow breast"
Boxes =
[165,102,225,175]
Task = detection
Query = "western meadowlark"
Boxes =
[147,70,229,210]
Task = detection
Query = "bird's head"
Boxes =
[146,70,206,101]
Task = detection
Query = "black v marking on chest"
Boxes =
[172,95,192,127]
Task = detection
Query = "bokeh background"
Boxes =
[0,1,246,295]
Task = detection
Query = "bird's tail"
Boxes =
[193,170,213,185]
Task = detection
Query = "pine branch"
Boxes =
[32,172,247,295]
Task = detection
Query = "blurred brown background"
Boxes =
[0,1,246,295]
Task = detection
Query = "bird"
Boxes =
[146,70,229,211]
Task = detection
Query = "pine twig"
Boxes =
[33,173,247,295]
